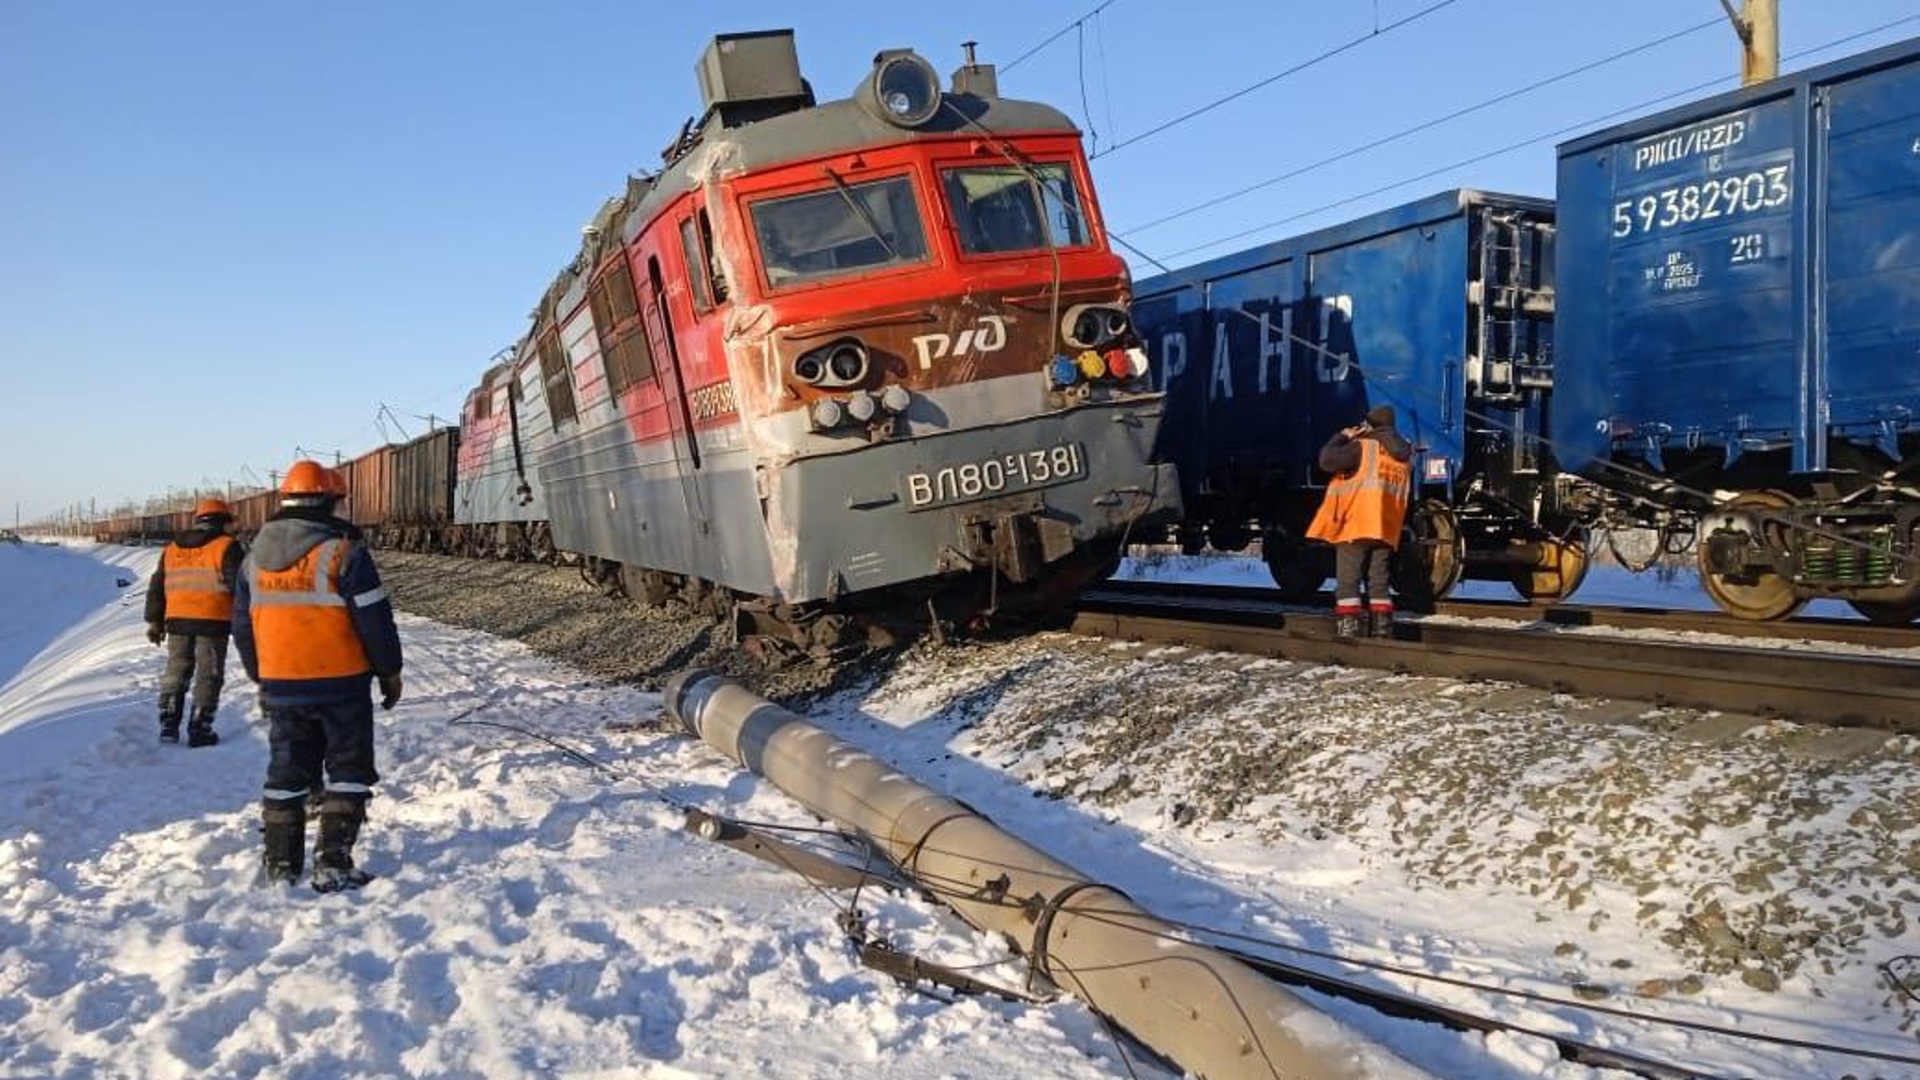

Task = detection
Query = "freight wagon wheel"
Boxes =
[1510,529,1591,603]
[1391,500,1465,611]
[1697,490,1806,621]
[1847,598,1920,626]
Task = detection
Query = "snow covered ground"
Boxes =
[2,539,1917,1079]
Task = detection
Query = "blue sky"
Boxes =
[4,0,1916,524]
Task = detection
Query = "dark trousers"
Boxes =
[159,632,229,716]
[1333,541,1393,607]
[262,697,379,803]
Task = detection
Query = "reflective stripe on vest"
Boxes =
[249,539,371,681]
[1306,439,1413,547]
[162,535,236,622]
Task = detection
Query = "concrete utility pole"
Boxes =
[665,671,1426,1080]
[1718,0,1779,86]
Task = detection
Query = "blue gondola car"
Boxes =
[1133,189,1589,604]
[1554,36,1920,623]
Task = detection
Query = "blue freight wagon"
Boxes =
[1554,36,1920,623]
[1132,189,1590,604]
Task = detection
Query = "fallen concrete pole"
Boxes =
[663,669,1430,1080]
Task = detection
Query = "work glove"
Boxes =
[146,624,165,646]
[378,673,403,711]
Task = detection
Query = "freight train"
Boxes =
[1132,35,1920,624]
[95,30,1181,649]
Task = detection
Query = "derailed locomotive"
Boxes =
[456,31,1177,643]
[1553,36,1920,623]
[1131,190,1587,605]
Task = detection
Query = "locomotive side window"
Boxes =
[590,256,655,394]
[748,175,929,287]
[537,328,577,427]
[680,218,714,313]
[942,163,1087,255]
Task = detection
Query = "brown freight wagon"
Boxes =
[232,489,277,538]
[340,446,395,541]
[390,427,458,550]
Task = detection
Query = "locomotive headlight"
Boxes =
[825,340,869,385]
[1060,303,1131,350]
[862,50,941,128]
[879,384,912,413]
[793,338,870,389]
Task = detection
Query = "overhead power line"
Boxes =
[1140,13,1920,262]
[1003,0,1126,73]
[1120,15,1725,235]
[1091,0,1465,160]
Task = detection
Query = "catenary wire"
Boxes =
[1003,0,1127,74]
[1120,15,1725,235]
[1148,13,1920,260]
[1090,0,1466,160]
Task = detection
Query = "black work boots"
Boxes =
[311,794,372,893]
[186,707,219,748]
[260,799,306,886]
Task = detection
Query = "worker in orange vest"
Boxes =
[233,460,404,892]
[144,498,246,746]
[1306,403,1413,639]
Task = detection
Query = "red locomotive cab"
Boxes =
[710,132,1148,448]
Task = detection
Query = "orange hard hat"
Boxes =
[193,498,233,520]
[281,459,339,498]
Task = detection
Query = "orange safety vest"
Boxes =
[248,539,371,681]
[1306,438,1412,548]
[162,535,237,622]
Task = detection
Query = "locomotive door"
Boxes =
[641,254,712,557]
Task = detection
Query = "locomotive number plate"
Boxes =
[904,443,1086,511]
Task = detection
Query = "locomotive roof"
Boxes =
[626,88,1082,241]
[520,51,1081,342]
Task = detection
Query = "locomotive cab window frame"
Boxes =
[940,161,1090,257]
[745,172,932,290]
[678,206,731,316]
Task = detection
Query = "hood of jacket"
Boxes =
[172,525,228,549]
[249,517,341,573]
[1367,426,1414,462]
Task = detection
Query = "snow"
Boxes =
[3,539,1917,1079]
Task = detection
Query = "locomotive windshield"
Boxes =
[749,174,929,286]
[942,163,1087,255]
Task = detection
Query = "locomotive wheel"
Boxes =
[1510,529,1591,603]
[1390,500,1465,611]
[1847,598,1920,626]
[1697,490,1806,621]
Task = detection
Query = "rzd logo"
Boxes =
[913,314,1009,369]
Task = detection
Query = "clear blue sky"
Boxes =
[4,1,1915,525]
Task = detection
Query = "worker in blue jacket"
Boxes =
[233,460,405,892]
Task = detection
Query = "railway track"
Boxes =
[1073,582,1920,732]
[1095,578,1920,649]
